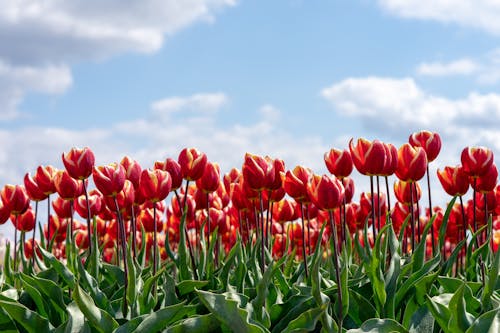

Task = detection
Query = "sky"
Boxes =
[2,0,500,239]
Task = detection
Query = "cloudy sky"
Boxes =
[1,0,500,238]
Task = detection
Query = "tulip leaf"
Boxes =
[72,284,119,333]
[0,298,53,333]
[346,318,409,333]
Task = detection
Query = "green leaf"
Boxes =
[271,296,317,333]
[0,298,53,332]
[64,301,91,333]
[177,280,209,296]
[348,289,378,326]
[281,305,325,333]
[407,304,434,333]
[163,313,220,333]
[76,255,113,314]
[448,283,474,332]
[72,284,118,333]
[18,273,50,319]
[425,294,452,333]
[438,197,457,251]
[465,308,500,333]
[38,246,76,289]
[197,290,266,333]
[346,318,409,333]
[481,245,500,311]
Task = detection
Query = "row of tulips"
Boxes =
[1,132,500,266]
[0,130,499,331]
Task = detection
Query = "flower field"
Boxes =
[0,130,499,332]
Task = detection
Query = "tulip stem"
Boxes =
[376,176,381,232]
[370,176,376,240]
[130,205,137,258]
[300,203,309,278]
[113,197,128,316]
[31,200,38,268]
[459,196,466,274]
[384,176,392,215]
[14,216,18,271]
[328,210,343,332]
[259,192,265,273]
[47,195,51,250]
[179,184,198,280]
[82,180,93,257]
[153,203,158,294]
[206,193,211,253]
[426,165,435,255]
[409,182,415,253]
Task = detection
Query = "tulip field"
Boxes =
[0,131,499,332]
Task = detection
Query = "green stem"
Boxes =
[113,196,129,316]
[328,210,343,332]
[300,203,309,278]
[82,180,93,256]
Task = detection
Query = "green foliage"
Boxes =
[0,199,498,332]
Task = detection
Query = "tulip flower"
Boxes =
[349,138,386,176]
[178,147,208,181]
[284,166,312,204]
[34,165,58,243]
[52,196,74,219]
[197,162,220,194]
[62,147,95,180]
[74,189,103,220]
[242,153,275,191]
[307,173,345,325]
[0,199,11,225]
[121,156,142,190]
[395,144,428,182]
[1,184,30,216]
[394,180,422,204]
[324,148,353,179]
[93,163,126,197]
[155,158,183,191]
[24,173,48,202]
[437,166,469,197]
[461,146,494,178]
[12,205,36,232]
[54,170,84,200]
[409,131,441,162]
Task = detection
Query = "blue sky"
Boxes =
[2,0,500,238]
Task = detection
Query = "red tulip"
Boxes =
[155,158,183,191]
[74,189,102,219]
[395,143,427,182]
[242,153,274,191]
[473,163,498,193]
[307,174,345,211]
[121,156,142,189]
[0,198,10,225]
[268,157,285,191]
[324,148,353,179]
[394,180,422,204]
[284,166,313,204]
[139,169,172,203]
[93,163,126,197]
[381,143,398,176]
[104,180,135,213]
[34,165,58,195]
[437,166,469,196]
[272,198,299,222]
[229,180,251,211]
[461,146,494,178]
[52,196,73,218]
[349,138,386,176]
[1,184,30,215]
[409,131,441,162]
[196,162,220,193]
[62,147,95,180]
[53,170,84,199]
[12,205,36,232]
[223,168,241,194]
[343,177,355,203]
[178,148,208,181]
[24,172,48,201]
[137,207,163,233]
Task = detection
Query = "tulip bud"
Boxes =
[178,148,208,181]
[437,166,469,196]
[307,174,345,211]
[409,131,442,162]
[197,162,220,193]
[121,156,142,189]
[92,163,126,197]
[324,148,353,179]
[461,146,494,178]
[1,184,30,215]
[24,172,48,201]
[139,169,172,203]
[284,166,312,204]
[395,143,428,182]
[62,147,95,180]
[54,170,84,199]
[34,165,58,195]
[12,206,36,232]
[349,138,387,176]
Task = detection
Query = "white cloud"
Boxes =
[0,60,72,120]
[151,93,228,116]
[0,0,236,121]
[378,0,500,35]
[416,59,479,76]
[321,76,500,158]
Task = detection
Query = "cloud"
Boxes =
[377,0,500,35]
[415,49,500,84]
[0,0,236,121]
[0,60,72,120]
[151,93,228,117]
[321,76,500,163]
[416,59,479,76]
